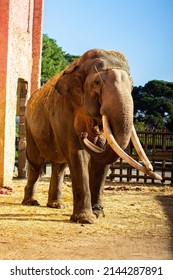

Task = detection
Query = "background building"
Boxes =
[0,0,44,185]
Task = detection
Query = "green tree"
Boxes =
[41,34,79,84]
[132,80,173,131]
[41,34,68,84]
[63,53,79,64]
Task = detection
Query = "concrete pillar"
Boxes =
[31,0,44,94]
[0,0,10,186]
[0,0,43,186]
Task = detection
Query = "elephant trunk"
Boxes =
[99,75,134,155]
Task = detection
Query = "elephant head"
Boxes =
[55,49,161,180]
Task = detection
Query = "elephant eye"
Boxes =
[94,79,100,86]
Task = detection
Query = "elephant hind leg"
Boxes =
[22,162,43,206]
[47,162,67,209]
[22,124,44,206]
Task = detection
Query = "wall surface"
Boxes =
[0,0,43,186]
[0,0,10,185]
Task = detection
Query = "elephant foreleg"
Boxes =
[47,162,67,209]
[89,159,109,218]
[68,150,95,224]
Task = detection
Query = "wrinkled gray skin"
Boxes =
[22,49,133,223]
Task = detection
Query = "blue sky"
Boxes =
[43,0,173,86]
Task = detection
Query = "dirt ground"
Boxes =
[0,176,173,260]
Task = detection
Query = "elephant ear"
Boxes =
[55,57,81,95]
[55,57,85,107]
[63,57,80,74]
[55,49,103,95]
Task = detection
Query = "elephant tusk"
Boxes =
[82,133,105,153]
[131,125,153,171]
[102,115,162,180]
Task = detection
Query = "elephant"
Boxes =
[22,48,161,223]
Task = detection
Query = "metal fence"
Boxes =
[109,130,173,185]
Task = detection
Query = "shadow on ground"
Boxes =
[156,194,173,254]
[0,202,71,223]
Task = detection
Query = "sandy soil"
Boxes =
[0,177,173,260]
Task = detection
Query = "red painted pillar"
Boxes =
[31,0,44,94]
[0,0,10,186]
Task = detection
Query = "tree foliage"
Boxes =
[132,80,173,131]
[41,34,79,84]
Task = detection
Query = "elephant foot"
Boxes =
[22,199,40,206]
[47,201,65,209]
[92,204,105,218]
[70,212,96,224]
